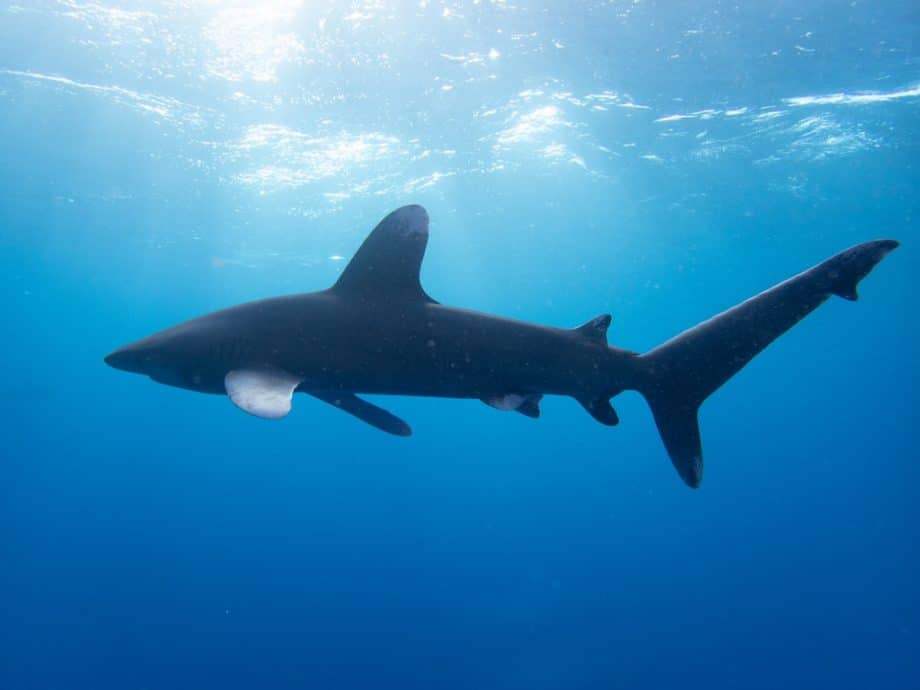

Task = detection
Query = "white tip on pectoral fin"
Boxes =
[225,368,303,420]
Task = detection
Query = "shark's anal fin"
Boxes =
[331,205,437,303]
[225,368,303,420]
[482,393,543,418]
[578,397,619,426]
[308,391,412,437]
[573,314,612,344]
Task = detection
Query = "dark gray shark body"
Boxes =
[106,205,898,487]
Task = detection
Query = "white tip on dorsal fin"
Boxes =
[225,368,303,420]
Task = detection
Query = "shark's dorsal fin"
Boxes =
[331,205,436,303]
[574,314,611,344]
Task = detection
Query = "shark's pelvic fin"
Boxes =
[516,395,542,419]
[225,367,303,420]
[308,391,412,437]
[573,314,611,344]
[331,205,437,303]
[482,393,543,418]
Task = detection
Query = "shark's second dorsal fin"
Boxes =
[331,205,436,303]
[574,314,611,344]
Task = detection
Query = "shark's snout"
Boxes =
[104,346,144,373]
[105,334,206,390]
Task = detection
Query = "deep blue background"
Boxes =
[1,2,917,688]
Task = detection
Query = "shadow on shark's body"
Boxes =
[105,205,899,487]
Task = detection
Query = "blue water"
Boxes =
[2,2,918,688]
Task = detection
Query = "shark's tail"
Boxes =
[635,239,899,488]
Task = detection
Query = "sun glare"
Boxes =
[202,0,306,82]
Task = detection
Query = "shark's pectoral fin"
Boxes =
[482,393,543,418]
[307,391,412,437]
[225,368,303,420]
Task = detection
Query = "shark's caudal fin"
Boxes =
[637,239,899,488]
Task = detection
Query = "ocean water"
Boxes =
[1,2,918,689]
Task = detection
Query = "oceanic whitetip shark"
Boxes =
[105,205,898,487]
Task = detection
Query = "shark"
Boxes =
[105,205,898,487]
